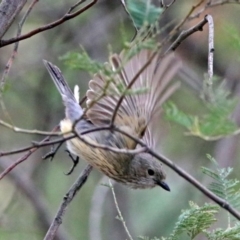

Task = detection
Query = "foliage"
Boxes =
[202,156,240,214]
[60,49,104,75]
[167,202,219,240]
[206,223,240,240]
[139,159,240,240]
[126,0,163,29]
[164,79,238,140]
[60,35,160,99]
[2,0,240,239]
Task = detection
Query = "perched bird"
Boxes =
[44,47,181,190]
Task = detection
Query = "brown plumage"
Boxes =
[44,47,181,190]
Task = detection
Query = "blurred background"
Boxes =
[1,0,240,239]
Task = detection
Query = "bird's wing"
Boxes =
[86,49,181,148]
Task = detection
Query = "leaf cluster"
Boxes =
[140,159,240,240]
[164,80,238,140]
[126,0,163,29]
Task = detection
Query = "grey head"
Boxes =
[126,153,170,191]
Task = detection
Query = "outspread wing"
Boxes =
[86,49,181,148]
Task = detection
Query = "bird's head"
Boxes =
[125,153,170,190]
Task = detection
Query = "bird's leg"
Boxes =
[64,150,79,175]
[42,142,63,161]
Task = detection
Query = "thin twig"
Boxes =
[111,127,240,221]
[0,0,98,48]
[184,127,240,141]
[0,119,62,136]
[6,120,239,221]
[189,0,240,20]
[0,0,39,89]
[161,0,177,9]
[44,164,93,240]
[89,176,109,240]
[0,160,73,240]
[0,135,71,157]
[109,51,158,127]
[168,0,205,37]
[119,0,138,32]
[73,129,147,155]
[67,0,87,14]
[108,179,134,240]
[204,14,214,102]
[0,126,146,158]
[166,17,208,52]
[0,0,27,39]
[0,125,59,180]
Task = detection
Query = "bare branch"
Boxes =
[108,180,134,240]
[168,0,205,37]
[9,120,238,221]
[0,128,146,159]
[0,160,73,240]
[0,0,98,48]
[0,0,27,39]
[189,0,240,20]
[44,164,93,240]
[204,14,214,102]
[1,0,39,89]
[0,134,70,157]
[0,125,59,180]
[111,127,240,221]
[89,176,109,240]
[161,0,177,9]
[166,17,208,52]
[0,119,62,136]
[74,130,147,154]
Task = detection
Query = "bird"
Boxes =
[44,47,181,190]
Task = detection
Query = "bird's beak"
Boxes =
[157,181,170,191]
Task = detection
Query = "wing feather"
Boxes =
[86,49,181,147]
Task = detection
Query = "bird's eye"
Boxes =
[148,169,155,176]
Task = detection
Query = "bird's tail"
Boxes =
[43,60,83,122]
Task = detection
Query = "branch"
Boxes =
[0,0,98,48]
[168,0,205,37]
[110,127,240,221]
[108,180,133,240]
[1,0,39,90]
[44,164,93,240]
[110,51,158,127]
[89,176,109,240]
[189,0,240,20]
[166,17,208,52]
[74,129,147,154]
[0,133,70,157]
[0,0,27,39]
[0,126,146,158]
[20,122,240,221]
[204,14,214,102]
[161,0,177,9]
[0,119,62,136]
[0,160,73,240]
[0,125,59,180]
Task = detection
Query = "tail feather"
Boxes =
[43,60,83,122]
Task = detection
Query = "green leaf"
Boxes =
[164,79,239,140]
[164,101,195,129]
[168,202,219,240]
[202,159,240,211]
[60,50,104,75]
[206,223,240,240]
[126,0,163,29]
